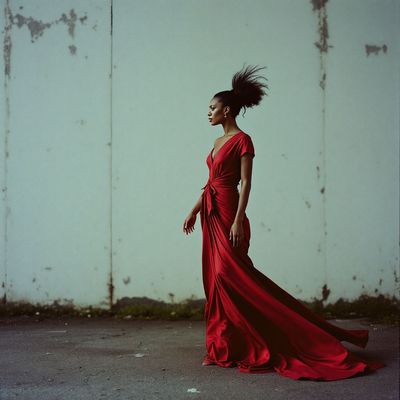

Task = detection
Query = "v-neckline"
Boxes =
[210,131,242,162]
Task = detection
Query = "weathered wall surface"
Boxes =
[1,0,399,308]
[1,0,112,307]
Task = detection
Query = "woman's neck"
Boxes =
[221,118,240,136]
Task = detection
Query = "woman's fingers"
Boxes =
[233,234,242,247]
[183,219,195,235]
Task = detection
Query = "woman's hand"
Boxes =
[183,212,197,235]
[229,221,244,247]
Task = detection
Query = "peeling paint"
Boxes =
[3,6,87,65]
[365,44,388,56]
[12,9,87,43]
[60,9,78,37]
[3,1,12,78]
[68,44,77,55]
[13,14,51,42]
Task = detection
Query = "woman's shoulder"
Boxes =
[237,131,255,157]
[239,130,252,138]
[238,131,254,143]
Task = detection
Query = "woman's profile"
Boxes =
[182,64,385,380]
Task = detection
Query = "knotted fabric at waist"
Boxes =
[201,179,239,216]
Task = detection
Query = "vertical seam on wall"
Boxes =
[2,0,12,304]
[311,0,331,296]
[319,3,328,293]
[108,0,114,309]
[321,66,327,288]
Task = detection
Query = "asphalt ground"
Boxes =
[0,317,398,400]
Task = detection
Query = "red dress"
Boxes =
[199,131,385,380]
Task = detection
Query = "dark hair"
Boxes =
[213,64,268,117]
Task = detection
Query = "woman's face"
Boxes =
[208,97,228,126]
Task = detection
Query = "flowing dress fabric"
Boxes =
[199,131,385,381]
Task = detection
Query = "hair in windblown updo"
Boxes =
[213,64,268,117]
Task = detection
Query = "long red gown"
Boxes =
[199,130,385,381]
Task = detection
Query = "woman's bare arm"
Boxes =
[183,192,203,234]
[191,193,203,215]
[229,154,253,246]
[234,154,253,223]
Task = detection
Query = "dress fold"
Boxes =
[199,131,385,380]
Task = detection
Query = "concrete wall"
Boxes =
[1,0,399,308]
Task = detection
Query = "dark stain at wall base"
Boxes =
[108,272,114,309]
[365,44,388,56]
[0,295,398,325]
[321,283,331,301]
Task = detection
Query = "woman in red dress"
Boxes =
[182,65,385,380]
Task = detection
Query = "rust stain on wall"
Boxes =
[310,0,332,90]
[365,44,388,56]
[311,0,331,54]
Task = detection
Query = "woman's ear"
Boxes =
[224,105,231,115]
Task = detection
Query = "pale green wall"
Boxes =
[1,0,399,307]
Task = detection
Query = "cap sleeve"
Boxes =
[239,134,255,158]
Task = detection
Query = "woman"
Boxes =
[182,65,385,380]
